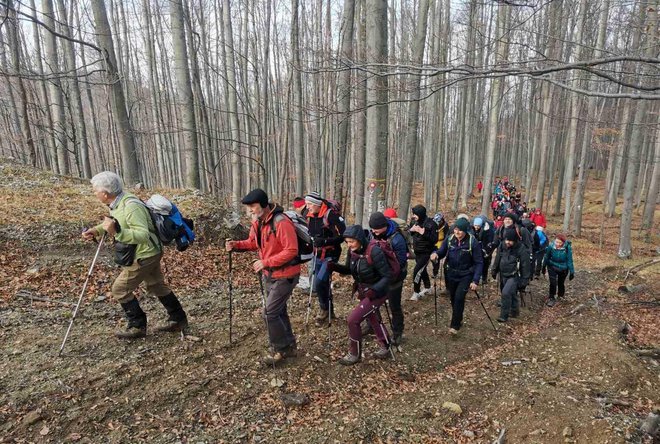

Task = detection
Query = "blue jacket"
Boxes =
[543,241,574,274]
[372,219,408,282]
[434,233,484,284]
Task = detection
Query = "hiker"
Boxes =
[430,218,483,335]
[491,228,531,322]
[225,189,300,365]
[477,180,483,194]
[409,205,438,301]
[81,172,188,339]
[305,191,346,325]
[331,225,393,365]
[432,212,450,277]
[542,234,575,307]
[530,208,547,229]
[292,197,307,216]
[369,212,408,345]
[532,226,549,278]
[384,208,414,258]
[473,216,495,284]
[493,213,532,255]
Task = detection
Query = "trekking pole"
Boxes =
[304,247,317,328]
[58,233,106,356]
[257,272,276,371]
[432,259,438,326]
[379,303,395,360]
[327,294,332,349]
[473,289,497,332]
[227,239,234,345]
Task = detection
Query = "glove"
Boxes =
[569,272,575,281]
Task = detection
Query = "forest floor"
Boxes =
[1,159,659,443]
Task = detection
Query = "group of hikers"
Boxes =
[82,172,575,367]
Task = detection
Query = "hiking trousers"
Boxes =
[111,253,171,304]
[548,267,568,298]
[413,253,431,293]
[312,257,335,312]
[347,295,389,356]
[387,281,404,335]
[499,276,520,319]
[263,275,298,351]
[445,275,472,330]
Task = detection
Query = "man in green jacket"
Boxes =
[82,172,188,339]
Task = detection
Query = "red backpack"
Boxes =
[365,238,401,284]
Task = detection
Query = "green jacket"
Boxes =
[95,193,161,262]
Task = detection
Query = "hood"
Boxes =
[343,224,368,247]
[412,205,427,221]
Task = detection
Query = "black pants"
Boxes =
[413,253,431,293]
[532,251,544,276]
[481,256,492,283]
[499,276,519,319]
[387,281,404,335]
[445,275,472,330]
[548,267,568,298]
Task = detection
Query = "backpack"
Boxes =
[259,210,314,265]
[322,199,344,232]
[365,239,401,284]
[130,195,195,252]
[391,217,413,256]
[536,228,548,247]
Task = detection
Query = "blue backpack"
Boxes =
[536,229,547,248]
[143,195,195,251]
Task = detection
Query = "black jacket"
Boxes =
[492,240,531,285]
[307,203,346,259]
[474,224,496,256]
[334,225,391,298]
[493,223,532,255]
[410,212,438,255]
[434,233,484,284]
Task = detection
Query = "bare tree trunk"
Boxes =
[362,0,388,224]
[641,123,660,237]
[353,0,367,222]
[334,0,356,202]
[398,0,430,216]
[90,0,139,184]
[291,0,304,195]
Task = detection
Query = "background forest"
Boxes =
[0,0,658,257]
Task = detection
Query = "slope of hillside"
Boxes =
[1,160,658,443]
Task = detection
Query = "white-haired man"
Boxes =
[82,172,188,339]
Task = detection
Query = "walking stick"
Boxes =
[432,260,439,326]
[227,239,234,345]
[380,301,395,360]
[257,272,276,371]
[304,247,317,327]
[58,233,106,356]
[473,289,497,332]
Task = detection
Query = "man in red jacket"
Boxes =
[530,208,547,228]
[226,189,301,366]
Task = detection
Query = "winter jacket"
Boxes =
[492,240,531,285]
[306,202,346,259]
[410,206,438,254]
[94,192,161,263]
[334,226,391,299]
[474,223,495,256]
[434,219,450,249]
[372,219,408,283]
[533,228,548,253]
[434,233,484,284]
[493,223,532,255]
[530,212,547,228]
[543,241,574,274]
[234,204,301,279]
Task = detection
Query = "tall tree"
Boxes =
[291,0,304,196]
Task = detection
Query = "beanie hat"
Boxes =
[383,208,398,218]
[304,191,323,206]
[292,197,306,209]
[433,212,444,224]
[504,228,518,242]
[473,217,484,227]
[556,233,567,243]
[454,218,470,233]
[369,212,388,230]
[412,204,427,220]
[456,213,470,222]
[241,188,269,208]
[504,213,519,224]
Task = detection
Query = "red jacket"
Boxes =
[234,205,301,279]
[530,212,547,228]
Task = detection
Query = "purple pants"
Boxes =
[347,295,389,356]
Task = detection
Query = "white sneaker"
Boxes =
[410,292,422,301]
[420,288,432,296]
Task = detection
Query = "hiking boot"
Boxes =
[314,309,329,326]
[117,299,147,340]
[496,316,508,323]
[448,328,459,336]
[372,346,391,360]
[392,332,404,346]
[115,326,147,339]
[410,292,422,301]
[156,292,188,332]
[263,345,297,366]
[511,309,520,318]
[495,300,502,307]
[420,288,432,296]
[546,297,557,307]
[338,353,360,366]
